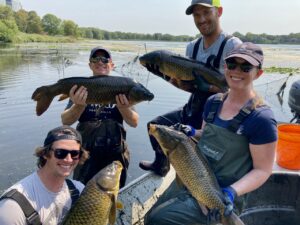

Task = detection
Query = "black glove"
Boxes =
[146,64,170,81]
[172,123,196,137]
[192,71,211,92]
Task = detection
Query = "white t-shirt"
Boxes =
[0,171,84,225]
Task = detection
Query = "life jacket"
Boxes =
[0,179,79,225]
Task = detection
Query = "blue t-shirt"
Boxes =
[66,100,123,124]
[203,95,278,145]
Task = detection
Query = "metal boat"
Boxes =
[116,163,300,225]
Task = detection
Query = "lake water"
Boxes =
[0,40,299,194]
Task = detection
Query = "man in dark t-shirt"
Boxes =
[61,46,139,187]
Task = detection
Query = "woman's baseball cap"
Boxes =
[225,42,264,67]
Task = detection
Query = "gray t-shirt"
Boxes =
[181,32,242,128]
[185,31,242,74]
[0,172,84,225]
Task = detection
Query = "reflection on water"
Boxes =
[0,42,299,194]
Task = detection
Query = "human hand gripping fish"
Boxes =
[69,85,88,107]
[148,124,245,225]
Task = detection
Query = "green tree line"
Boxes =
[1,5,300,44]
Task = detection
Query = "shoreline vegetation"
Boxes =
[1,6,300,45]
[0,6,299,75]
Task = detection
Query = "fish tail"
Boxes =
[31,86,54,116]
[221,212,245,225]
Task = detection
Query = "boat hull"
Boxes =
[116,164,300,225]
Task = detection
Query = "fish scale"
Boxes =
[63,182,113,225]
[31,76,154,116]
[149,124,245,225]
[62,161,123,225]
[139,50,228,92]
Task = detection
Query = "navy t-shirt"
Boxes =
[66,100,123,124]
[203,95,278,145]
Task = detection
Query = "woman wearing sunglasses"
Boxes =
[198,42,278,216]
[61,46,139,188]
[145,42,278,224]
[0,126,89,225]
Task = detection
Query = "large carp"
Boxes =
[32,76,154,116]
[139,50,228,92]
[149,124,245,225]
[62,161,123,225]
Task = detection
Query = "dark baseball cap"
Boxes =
[89,46,111,59]
[225,42,264,67]
[43,125,82,146]
[186,0,221,15]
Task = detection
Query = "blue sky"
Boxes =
[20,0,300,36]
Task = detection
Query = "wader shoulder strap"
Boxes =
[192,37,202,60]
[227,99,255,133]
[206,93,224,123]
[66,179,79,207]
[213,35,232,69]
[0,181,79,224]
[192,35,231,69]
[0,189,41,225]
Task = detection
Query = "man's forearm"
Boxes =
[118,107,139,128]
[61,104,85,125]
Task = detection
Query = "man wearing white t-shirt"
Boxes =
[0,126,88,225]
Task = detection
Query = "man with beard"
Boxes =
[139,0,242,177]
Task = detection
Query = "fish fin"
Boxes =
[58,94,69,101]
[31,86,55,116]
[175,174,209,216]
[108,195,117,225]
[171,55,197,63]
[116,200,124,209]
[175,174,185,188]
[197,201,208,216]
[221,212,245,225]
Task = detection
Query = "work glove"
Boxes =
[221,186,237,216]
[146,64,170,81]
[208,186,237,222]
[172,123,196,137]
[192,71,211,92]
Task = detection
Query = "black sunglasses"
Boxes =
[52,148,82,160]
[225,59,255,73]
[90,56,109,64]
